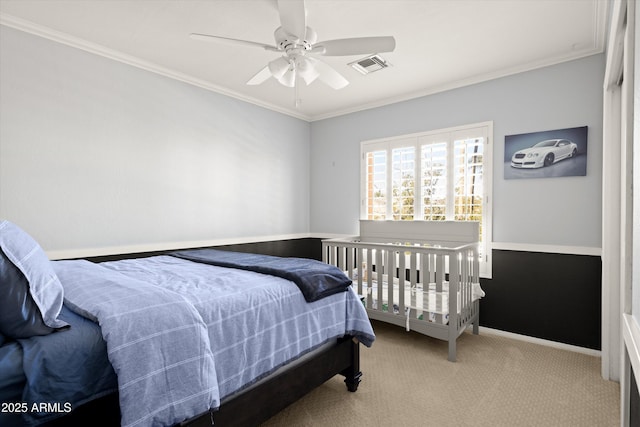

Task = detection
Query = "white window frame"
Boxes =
[360,121,493,278]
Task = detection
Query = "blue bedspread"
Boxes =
[169,249,352,302]
[54,260,219,427]
[50,255,374,427]
[2,305,117,426]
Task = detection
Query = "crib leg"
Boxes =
[472,301,480,335]
[472,320,479,335]
[448,340,456,362]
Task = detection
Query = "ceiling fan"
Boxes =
[190,0,396,90]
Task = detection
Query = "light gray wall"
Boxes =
[634,3,640,324]
[0,26,311,254]
[0,24,606,254]
[310,54,605,249]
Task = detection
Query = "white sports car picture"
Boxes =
[510,138,578,169]
[505,126,587,179]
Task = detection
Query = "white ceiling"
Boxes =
[0,0,609,121]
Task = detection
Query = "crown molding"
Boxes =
[0,13,311,121]
[312,48,606,122]
[310,0,610,121]
[1,0,608,123]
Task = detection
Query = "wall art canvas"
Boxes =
[504,126,588,179]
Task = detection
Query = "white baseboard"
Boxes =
[477,326,601,357]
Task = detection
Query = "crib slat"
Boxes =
[431,252,437,284]
[435,254,444,291]
[448,252,459,361]
[386,248,395,316]
[398,250,405,315]
[462,249,470,321]
[366,248,373,310]
[376,248,383,314]
[420,252,428,286]
[356,247,363,297]
[409,251,417,314]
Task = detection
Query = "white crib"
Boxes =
[322,220,482,362]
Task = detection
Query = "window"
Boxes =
[361,122,492,277]
[392,146,415,220]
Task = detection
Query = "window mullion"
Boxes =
[414,140,422,220]
[386,144,393,219]
[446,133,455,220]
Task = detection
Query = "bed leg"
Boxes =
[345,371,362,392]
[472,320,480,335]
[341,338,362,392]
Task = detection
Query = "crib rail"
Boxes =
[322,237,480,361]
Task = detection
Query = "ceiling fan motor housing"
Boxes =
[275,26,317,53]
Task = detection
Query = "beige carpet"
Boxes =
[261,320,620,427]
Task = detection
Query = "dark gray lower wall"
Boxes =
[83,239,602,350]
[234,240,603,350]
[632,365,639,427]
[479,250,601,350]
[81,238,323,263]
[216,239,321,260]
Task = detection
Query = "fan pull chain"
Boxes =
[294,72,302,108]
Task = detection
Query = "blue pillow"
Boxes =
[0,220,68,338]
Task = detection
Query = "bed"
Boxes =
[0,220,375,426]
[322,220,482,362]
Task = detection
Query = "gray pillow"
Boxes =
[0,220,68,338]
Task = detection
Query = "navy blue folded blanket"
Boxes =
[169,249,352,302]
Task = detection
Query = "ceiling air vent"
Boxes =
[349,54,390,75]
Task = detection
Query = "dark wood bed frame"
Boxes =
[187,336,360,426]
[45,240,364,426]
[47,335,361,426]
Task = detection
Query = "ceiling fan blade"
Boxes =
[314,36,396,56]
[190,33,279,52]
[247,66,272,85]
[277,0,307,40]
[307,57,349,90]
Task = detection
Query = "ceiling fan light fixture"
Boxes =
[297,57,319,84]
[268,57,291,79]
[278,69,296,87]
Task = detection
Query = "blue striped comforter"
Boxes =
[54,255,375,427]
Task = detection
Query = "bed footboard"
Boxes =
[185,336,361,426]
